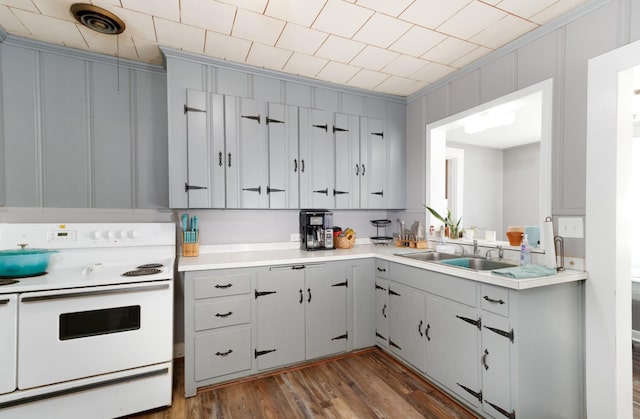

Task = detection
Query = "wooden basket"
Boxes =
[334,234,355,249]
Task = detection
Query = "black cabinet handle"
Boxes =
[215,349,233,357]
[382,303,387,318]
[294,159,298,172]
[425,323,431,341]
[218,151,223,167]
[215,283,232,289]
[307,287,312,303]
[362,164,366,176]
[355,164,360,175]
[377,266,386,273]
[483,295,505,305]
[482,349,489,370]
[291,265,305,270]
[301,159,305,172]
[299,288,303,304]
[215,311,233,318]
[228,152,232,167]
[418,320,423,337]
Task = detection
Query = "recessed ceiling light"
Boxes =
[70,3,125,35]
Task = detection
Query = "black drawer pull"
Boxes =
[377,266,386,273]
[483,295,505,305]
[215,283,233,289]
[215,311,233,318]
[215,349,233,357]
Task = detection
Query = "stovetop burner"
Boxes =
[0,278,19,286]
[122,268,162,277]
[0,271,47,280]
[137,263,163,269]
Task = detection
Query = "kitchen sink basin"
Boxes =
[395,251,462,262]
[438,257,517,271]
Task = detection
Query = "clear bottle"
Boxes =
[520,234,531,266]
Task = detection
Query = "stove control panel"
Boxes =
[48,230,78,242]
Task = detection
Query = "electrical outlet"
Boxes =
[557,217,584,238]
[290,233,301,242]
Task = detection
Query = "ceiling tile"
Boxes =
[312,0,373,39]
[265,0,326,27]
[375,75,425,96]
[348,68,390,90]
[11,9,87,49]
[204,30,251,62]
[352,12,411,49]
[77,26,137,58]
[496,0,557,19]
[437,1,507,39]
[449,45,492,67]
[121,0,180,22]
[421,37,477,66]
[0,6,30,36]
[131,36,164,63]
[245,42,292,70]
[99,6,157,42]
[181,0,236,35]
[470,14,538,49]
[382,55,430,78]
[530,0,588,25]
[154,17,205,53]
[276,23,328,56]
[354,0,413,17]
[315,35,366,63]
[2,0,37,12]
[216,0,268,14]
[351,45,399,71]
[283,52,328,78]
[411,62,457,83]
[389,25,447,57]
[232,8,285,45]
[316,61,360,84]
[31,0,75,22]
[400,0,471,29]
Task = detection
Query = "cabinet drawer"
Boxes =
[480,285,509,316]
[375,260,389,278]
[195,295,251,331]
[195,326,252,381]
[194,273,251,299]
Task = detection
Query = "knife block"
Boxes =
[182,233,199,257]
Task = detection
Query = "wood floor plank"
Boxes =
[125,348,477,419]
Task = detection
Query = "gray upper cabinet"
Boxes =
[334,113,360,209]
[299,107,335,209]
[360,117,387,209]
[267,103,299,209]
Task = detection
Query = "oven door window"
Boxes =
[59,305,141,340]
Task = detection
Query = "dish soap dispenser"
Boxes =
[520,234,531,266]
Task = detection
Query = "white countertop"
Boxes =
[178,243,587,291]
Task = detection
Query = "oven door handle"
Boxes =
[21,283,170,303]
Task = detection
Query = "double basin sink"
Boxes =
[396,251,516,271]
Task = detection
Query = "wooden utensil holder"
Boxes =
[395,239,427,249]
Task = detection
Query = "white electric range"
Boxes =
[0,222,176,418]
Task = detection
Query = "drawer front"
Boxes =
[375,260,389,279]
[195,295,251,331]
[480,284,509,316]
[195,326,252,381]
[194,273,251,299]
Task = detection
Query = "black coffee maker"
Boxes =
[299,209,333,250]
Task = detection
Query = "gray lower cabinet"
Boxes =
[374,260,389,347]
[386,262,584,419]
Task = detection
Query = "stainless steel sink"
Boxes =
[395,251,462,262]
[438,257,517,271]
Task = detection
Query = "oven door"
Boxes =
[0,295,17,394]
[17,281,172,390]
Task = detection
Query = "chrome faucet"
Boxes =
[485,246,504,261]
[473,239,478,256]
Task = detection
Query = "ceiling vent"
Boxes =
[70,3,125,35]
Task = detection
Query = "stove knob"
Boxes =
[104,230,115,239]
[128,230,139,239]
[91,231,102,240]
[117,230,128,239]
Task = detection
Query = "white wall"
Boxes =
[503,143,540,232]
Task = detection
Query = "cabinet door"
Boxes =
[375,278,389,347]
[482,313,514,419]
[225,96,268,208]
[267,103,299,208]
[185,90,225,208]
[360,117,387,208]
[351,260,375,349]
[388,281,426,372]
[426,295,481,408]
[334,113,360,208]
[0,295,17,394]
[255,268,305,370]
[299,107,335,208]
[305,264,348,359]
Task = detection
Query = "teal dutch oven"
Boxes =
[0,246,58,278]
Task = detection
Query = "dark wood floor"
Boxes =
[126,348,476,419]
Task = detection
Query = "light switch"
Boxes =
[557,217,584,238]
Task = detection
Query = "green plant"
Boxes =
[425,205,462,239]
